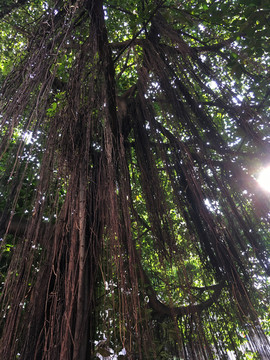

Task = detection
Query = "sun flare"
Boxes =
[258,166,270,192]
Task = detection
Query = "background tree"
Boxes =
[0,0,269,359]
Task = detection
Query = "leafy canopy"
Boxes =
[0,1,269,359]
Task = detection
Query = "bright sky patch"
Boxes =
[258,166,270,192]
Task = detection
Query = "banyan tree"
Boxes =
[0,0,269,359]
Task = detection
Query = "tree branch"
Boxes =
[142,261,224,317]
[133,237,224,318]
[148,282,223,317]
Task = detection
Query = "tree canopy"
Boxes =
[0,1,269,359]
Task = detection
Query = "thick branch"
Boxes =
[194,40,233,53]
[148,282,223,317]
[142,262,224,317]
[133,238,224,317]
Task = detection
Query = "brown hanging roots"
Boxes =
[0,1,270,359]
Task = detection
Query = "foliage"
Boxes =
[0,1,269,359]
